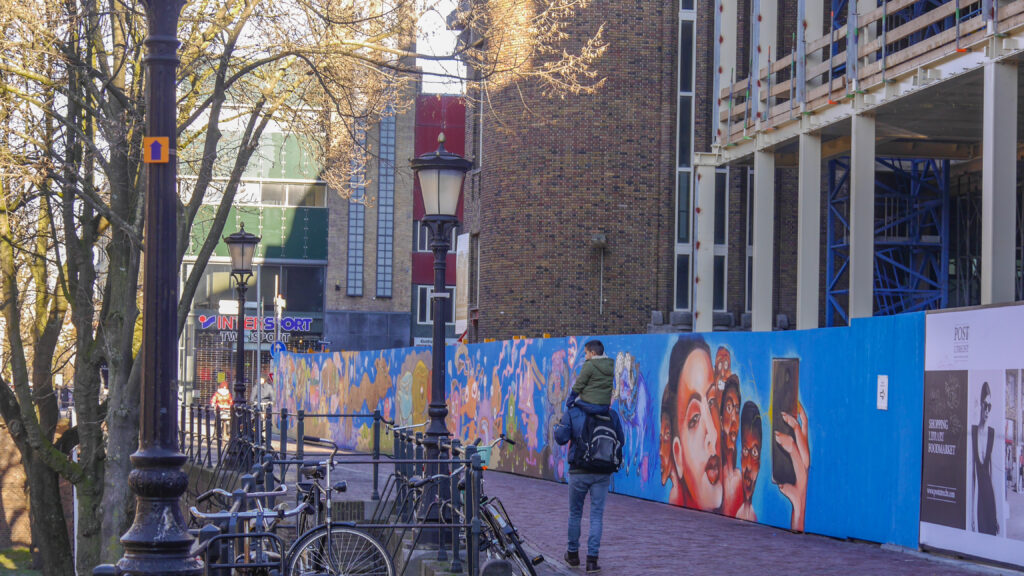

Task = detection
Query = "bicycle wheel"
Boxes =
[286,524,395,576]
[482,501,537,576]
[505,532,537,576]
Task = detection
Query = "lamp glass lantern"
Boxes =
[223,223,261,281]
[411,133,473,217]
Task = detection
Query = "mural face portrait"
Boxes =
[672,342,722,511]
[715,346,731,384]
[740,401,762,503]
[721,376,741,466]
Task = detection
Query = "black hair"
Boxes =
[741,401,762,444]
[662,335,712,441]
[585,340,604,356]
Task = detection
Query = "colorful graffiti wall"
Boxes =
[273,347,433,452]
[275,313,926,549]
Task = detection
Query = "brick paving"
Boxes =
[482,471,1018,576]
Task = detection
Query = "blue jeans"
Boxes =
[567,472,610,557]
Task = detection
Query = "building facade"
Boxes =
[460,0,1024,342]
[180,107,418,403]
[410,94,466,345]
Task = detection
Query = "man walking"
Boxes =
[555,340,623,573]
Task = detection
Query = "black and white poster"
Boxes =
[921,304,1024,567]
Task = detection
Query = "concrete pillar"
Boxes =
[754,0,778,122]
[849,114,876,320]
[796,133,821,329]
[981,61,1018,304]
[694,156,717,332]
[752,150,776,331]
[716,0,738,143]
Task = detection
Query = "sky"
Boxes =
[416,0,466,94]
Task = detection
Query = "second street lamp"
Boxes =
[410,132,472,540]
[223,223,260,456]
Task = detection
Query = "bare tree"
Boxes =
[0,0,605,572]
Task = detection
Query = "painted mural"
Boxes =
[273,347,432,452]
[275,312,927,549]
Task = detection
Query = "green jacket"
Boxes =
[573,356,614,405]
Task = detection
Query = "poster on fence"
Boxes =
[920,303,1024,567]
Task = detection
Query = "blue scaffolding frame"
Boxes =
[826,157,950,326]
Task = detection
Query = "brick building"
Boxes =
[410,94,466,345]
[459,0,1024,341]
[180,107,419,403]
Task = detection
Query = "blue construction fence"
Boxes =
[274,312,925,550]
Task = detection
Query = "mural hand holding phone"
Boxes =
[775,403,810,532]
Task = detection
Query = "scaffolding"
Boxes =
[827,157,950,326]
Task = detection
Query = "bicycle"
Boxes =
[410,434,543,576]
[288,434,396,576]
[190,483,301,575]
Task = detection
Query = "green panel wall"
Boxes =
[186,205,327,261]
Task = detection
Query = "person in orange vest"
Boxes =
[211,381,234,436]
[211,381,233,411]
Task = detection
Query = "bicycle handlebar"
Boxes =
[196,484,288,503]
[391,422,427,432]
[196,488,232,503]
[189,501,308,522]
[408,465,468,488]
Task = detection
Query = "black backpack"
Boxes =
[575,411,623,474]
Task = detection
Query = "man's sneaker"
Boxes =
[564,550,580,567]
[585,556,600,573]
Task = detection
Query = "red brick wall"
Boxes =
[465,0,678,340]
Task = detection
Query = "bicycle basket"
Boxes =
[475,446,492,467]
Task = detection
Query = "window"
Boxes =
[679,21,694,92]
[469,234,480,307]
[674,6,697,311]
[416,285,455,325]
[677,172,691,243]
[414,221,459,253]
[346,127,367,297]
[675,254,690,311]
[284,266,325,314]
[376,112,396,297]
[257,264,324,314]
[191,263,233,309]
[745,168,754,313]
[238,181,327,207]
[678,97,692,168]
[714,169,729,312]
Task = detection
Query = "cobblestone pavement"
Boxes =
[482,471,1020,576]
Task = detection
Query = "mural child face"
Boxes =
[741,430,761,502]
[722,387,740,463]
[672,348,722,511]
[715,347,731,382]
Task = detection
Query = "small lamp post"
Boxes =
[223,223,260,449]
[410,133,471,539]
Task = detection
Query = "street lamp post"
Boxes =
[105,0,200,573]
[410,133,472,536]
[223,224,260,454]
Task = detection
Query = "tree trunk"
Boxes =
[98,363,140,564]
[74,466,103,575]
[25,453,73,576]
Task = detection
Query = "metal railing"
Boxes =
[179,404,494,576]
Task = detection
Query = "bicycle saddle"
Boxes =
[300,464,325,479]
[332,481,347,493]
